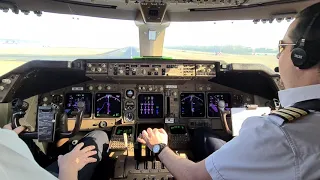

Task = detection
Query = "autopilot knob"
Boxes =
[142,69,147,75]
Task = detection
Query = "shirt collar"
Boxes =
[278,84,320,108]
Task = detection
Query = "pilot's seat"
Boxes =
[192,127,232,161]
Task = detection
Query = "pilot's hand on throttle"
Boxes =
[2,123,26,134]
[137,128,168,150]
[58,142,97,172]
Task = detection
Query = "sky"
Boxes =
[0,10,292,49]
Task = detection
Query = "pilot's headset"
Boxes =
[291,12,320,69]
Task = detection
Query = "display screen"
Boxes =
[170,125,187,134]
[208,93,232,117]
[115,126,133,135]
[180,93,205,117]
[65,93,92,118]
[95,93,121,118]
[138,94,163,119]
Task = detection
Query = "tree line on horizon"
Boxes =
[165,45,277,55]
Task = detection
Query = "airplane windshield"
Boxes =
[164,21,291,70]
[0,11,291,75]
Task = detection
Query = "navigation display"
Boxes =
[138,94,163,119]
[170,125,187,134]
[115,126,133,135]
[95,93,121,118]
[65,93,92,118]
[180,93,205,117]
[208,93,232,117]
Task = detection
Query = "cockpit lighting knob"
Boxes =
[2,79,11,84]
[91,67,95,72]
[0,86,4,91]
[210,64,215,69]
[199,86,203,90]
[88,86,94,91]
[87,63,92,68]
[43,97,48,102]
[154,67,159,71]
[97,67,102,72]
[207,69,211,73]
[148,87,153,91]
[119,70,124,74]
[97,85,103,91]
[101,63,106,68]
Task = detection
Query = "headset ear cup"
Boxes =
[291,47,307,67]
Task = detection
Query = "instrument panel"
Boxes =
[36,61,269,131]
[39,84,255,131]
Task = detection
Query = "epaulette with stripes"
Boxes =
[269,106,310,122]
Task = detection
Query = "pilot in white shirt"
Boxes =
[138,2,320,180]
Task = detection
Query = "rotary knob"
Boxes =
[119,70,124,74]
[199,86,203,90]
[148,87,153,91]
[97,67,102,72]
[88,86,94,91]
[87,63,92,68]
[43,97,48,102]
[97,85,103,91]
[101,63,106,68]
[91,67,95,72]
[99,121,107,128]
[106,86,111,90]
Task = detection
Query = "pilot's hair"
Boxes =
[289,2,320,69]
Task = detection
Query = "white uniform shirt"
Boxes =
[0,129,58,180]
[205,84,320,180]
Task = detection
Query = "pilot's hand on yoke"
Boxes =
[2,123,26,134]
[58,142,97,172]
[137,128,168,150]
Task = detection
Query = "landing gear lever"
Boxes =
[218,100,232,135]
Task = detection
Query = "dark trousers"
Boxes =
[192,127,227,162]
[46,130,109,180]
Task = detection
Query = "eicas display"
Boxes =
[180,93,205,117]
[95,93,121,118]
[138,94,163,119]
[65,93,92,118]
[208,93,232,117]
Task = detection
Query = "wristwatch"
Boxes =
[152,143,167,154]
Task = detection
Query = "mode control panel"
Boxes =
[84,62,217,77]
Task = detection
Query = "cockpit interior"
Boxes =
[0,0,317,179]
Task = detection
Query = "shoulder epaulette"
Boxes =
[269,106,310,122]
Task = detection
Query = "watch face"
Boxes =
[153,144,160,153]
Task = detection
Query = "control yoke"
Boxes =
[218,100,232,135]
[11,99,85,140]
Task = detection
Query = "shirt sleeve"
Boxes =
[205,116,296,180]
